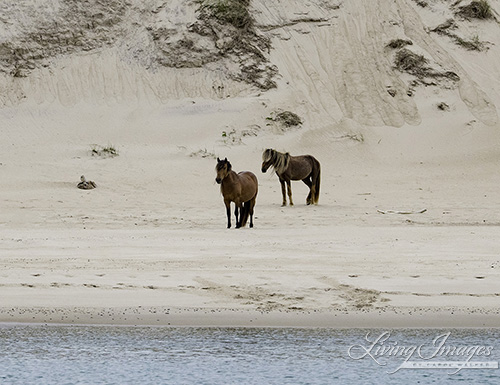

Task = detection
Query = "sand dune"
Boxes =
[1,0,500,326]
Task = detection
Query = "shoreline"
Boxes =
[1,306,500,328]
[2,226,500,330]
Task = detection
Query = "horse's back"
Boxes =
[287,155,317,180]
[238,171,258,186]
[238,171,258,200]
[293,154,319,165]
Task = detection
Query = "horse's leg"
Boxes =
[302,177,313,205]
[249,197,256,228]
[310,182,317,205]
[225,200,231,228]
[286,180,294,206]
[280,178,287,206]
[235,203,243,228]
[234,206,239,226]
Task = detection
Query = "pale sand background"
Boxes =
[1,0,500,326]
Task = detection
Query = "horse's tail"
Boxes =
[311,157,321,204]
[239,201,251,228]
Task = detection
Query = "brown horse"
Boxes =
[261,149,320,206]
[215,157,258,228]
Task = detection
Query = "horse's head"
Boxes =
[261,148,274,173]
[215,157,231,184]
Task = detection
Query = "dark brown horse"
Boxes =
[215,158,258,228]
[261,149,320,206]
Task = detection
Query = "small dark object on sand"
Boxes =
[77,175,97,190]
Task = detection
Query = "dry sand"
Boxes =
[1,0,500,327]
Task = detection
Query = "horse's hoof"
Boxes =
[250,224,253,228]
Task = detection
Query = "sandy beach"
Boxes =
[1,0,500,327]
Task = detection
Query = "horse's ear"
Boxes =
[224,157,227,161]
[217,157,220,162]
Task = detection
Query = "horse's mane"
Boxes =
[262,149,289,174]
[216,158,231,171]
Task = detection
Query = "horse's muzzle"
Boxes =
[215,178,221,184]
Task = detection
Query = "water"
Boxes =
[0,326,499,384]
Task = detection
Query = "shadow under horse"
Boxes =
[261,148,320,206]
[215,158,258,228]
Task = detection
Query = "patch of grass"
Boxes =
[437,102,450,111]
[273,111,303,127]
[342,133,365,143]
[265,110,303,133]
[457,0,494,20]
[393,48,460,82]
[199,0,253,29]
[90,144,119,158]
[394,48,429,77]
[431,19,486,51]
[0,0,127,78]
[386,39,413,49]
[454,34,485,50]
[220,129,242,145]
[194,0,276,90]
[413,0,429,7]
[190,149,216,158]
[240,62,278,90]
[431,19,457,35]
